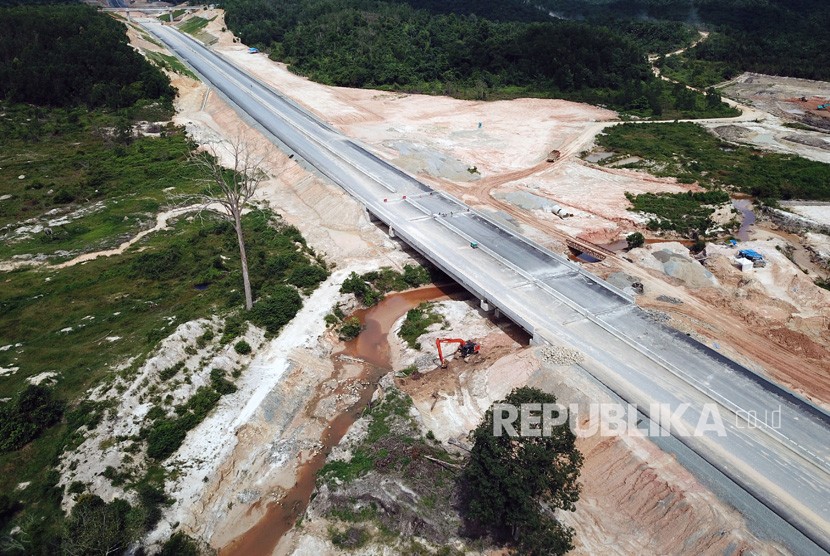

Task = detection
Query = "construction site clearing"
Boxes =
[47,8,830,555]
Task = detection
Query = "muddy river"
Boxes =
[220,283,465,555]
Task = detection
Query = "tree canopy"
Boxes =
[219,0,735,117]
[0,4,174,108]
[539,0,830,82]
[462,387,582,555]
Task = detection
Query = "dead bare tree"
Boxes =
[184,138,267,310]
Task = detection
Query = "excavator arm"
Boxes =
[436,338,466,368]
[436,338,481,368]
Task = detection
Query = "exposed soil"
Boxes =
[115,12,828,553]
[220,285,463,555]
[711,73,830,162]
[283,305,784,554]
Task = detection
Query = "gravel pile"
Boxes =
[644,309,671,324]
[539,345,584,366]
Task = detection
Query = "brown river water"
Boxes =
[220,283,466,555]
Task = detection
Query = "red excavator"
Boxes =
[436,338,481,368]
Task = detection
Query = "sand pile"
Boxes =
[626,243,717,289]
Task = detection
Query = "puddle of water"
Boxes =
[220,283,466,556]
[600,240,629,252]
[567,251,602,263]
[733,198,756,241]
[585,151,613,163]
[607,156,642,167]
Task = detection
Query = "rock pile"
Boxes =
[539,345,584,366]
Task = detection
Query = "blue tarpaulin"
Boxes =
[738,249,763,260]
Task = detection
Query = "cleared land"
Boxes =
[5,8,822,554]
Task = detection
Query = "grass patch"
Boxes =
[178,16,215,36]
[158,8,187,21]
[0,103,203,260]
[319,389,415,484]
[783,122,825,133]
[625,190,731,236]
[398,302,444,350]
[398,364,418,377]
[595,122,830,201]
[0,207,324,542]
[143,50,197,79]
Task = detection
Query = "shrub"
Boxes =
[130,246,183,280]
[330,526,370,549]
[159,362,184,381]
[52,189,75,204]
[221,315,246,344]
[234,340,252,355]
[267,252,304,276]
[196,329,215,348]
[339,316,362,341]
[136,483,167,530]
[626,232,645,249]
[160,532,202,556]
[250,285,302,333]
[62,494,143,555]
[287,264,329,288]
[402,264,430,287]
[363,288,384,307]
[0,494,21,530]
[146,420,187,460]
[0,385,64,453]
[340,272,369,297]
[398,303,443,349]
[210,368,237,395]
[66,399,107,432]
[67,481,87,496]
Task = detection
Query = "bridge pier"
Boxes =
[388,227,395,238]
[480,299,491,312]
[530,327,551,347]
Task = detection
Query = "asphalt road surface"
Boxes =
[144,22,830,554]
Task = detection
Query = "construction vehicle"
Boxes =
[818,104,829,110]
[546,150,561,163]
[436,338,480,368]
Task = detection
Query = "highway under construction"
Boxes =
[143,21,830,554]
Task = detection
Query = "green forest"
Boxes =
[0,4,174,108]
[219,0,735,118]
[539,0,830,84]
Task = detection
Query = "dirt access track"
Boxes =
[118,10,829,554]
